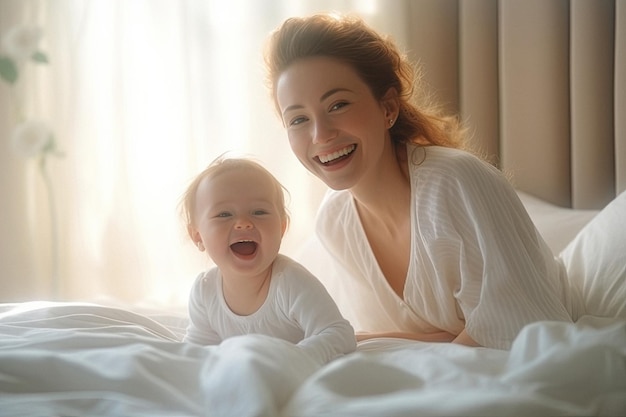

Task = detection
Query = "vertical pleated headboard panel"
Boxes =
[404,0,624,210]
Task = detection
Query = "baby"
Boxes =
[180,156,356,364]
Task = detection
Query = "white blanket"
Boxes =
[0,302,625,417]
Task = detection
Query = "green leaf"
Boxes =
[32,51,49,64]
[43,135,65,158]
[0,56,18,84]
[42,135,56,153]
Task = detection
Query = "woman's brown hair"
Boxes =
[264,13,466,150]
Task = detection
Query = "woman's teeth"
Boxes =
[319,145,355,164]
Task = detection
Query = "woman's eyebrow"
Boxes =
[282,88,353,117]
[320,87,352,101]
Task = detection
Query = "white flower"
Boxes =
[11,120,51,158]
[2,25,43,62]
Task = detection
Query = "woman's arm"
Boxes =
[356,331,456,343]
[357,329,482,347]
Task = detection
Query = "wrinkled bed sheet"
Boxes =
[0,302,624,417]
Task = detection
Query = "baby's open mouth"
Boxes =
[230,240,257,256]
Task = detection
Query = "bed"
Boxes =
[1,191,625,417]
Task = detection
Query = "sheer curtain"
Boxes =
[0,0,408,306]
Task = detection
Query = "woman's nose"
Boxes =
[312,118,337,144]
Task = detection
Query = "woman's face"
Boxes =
[276,56,393,191]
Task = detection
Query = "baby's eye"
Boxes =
[216,212,232,218]
[252,209,269,216]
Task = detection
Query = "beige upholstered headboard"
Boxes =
[400,0,624,210]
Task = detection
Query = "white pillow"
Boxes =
[516,191,598,254]
[559,191,626,318]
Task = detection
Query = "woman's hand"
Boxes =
[451,329,481,347]
[355,331,456,343]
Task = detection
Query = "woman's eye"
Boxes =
[330,101,349,111]
[289,116,307,126]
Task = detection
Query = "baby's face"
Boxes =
[193,168,286,280]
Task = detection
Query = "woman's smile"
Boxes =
[317,144,357,165]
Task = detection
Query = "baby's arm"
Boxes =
[183,272,222,345]
[288,268,357,364]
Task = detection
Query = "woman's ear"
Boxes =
[382,87,400,126]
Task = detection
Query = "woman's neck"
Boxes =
[351,142,411,234]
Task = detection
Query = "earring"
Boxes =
[389,118,395,127]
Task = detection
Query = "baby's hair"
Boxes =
[179,155,291,240]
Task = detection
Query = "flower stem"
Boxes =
[8,90,24,125]
[39,156,59,298]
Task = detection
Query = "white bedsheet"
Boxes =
[0,302,625,417]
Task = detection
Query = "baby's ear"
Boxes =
[186,224,196,240]
[280,218,288,237]
[187,225,203,251]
